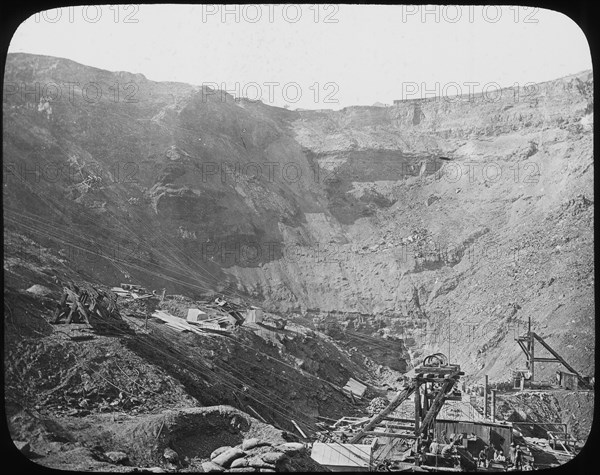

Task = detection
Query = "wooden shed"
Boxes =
[434,420,513,459]
[558,371,578,390]
[311,442,373,472]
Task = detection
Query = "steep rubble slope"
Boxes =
[3,53,593,383]
[227,72,594,382]
[4,234,378,431]
[4,53,325,297]
[4,234,383,470]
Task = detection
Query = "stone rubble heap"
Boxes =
[367,396,389,415]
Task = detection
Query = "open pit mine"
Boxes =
[4,53,594,472]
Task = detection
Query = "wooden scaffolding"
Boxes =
[338,353,464,446]
[515,317,590,389]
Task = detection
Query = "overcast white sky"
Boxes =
[8,4,592,109]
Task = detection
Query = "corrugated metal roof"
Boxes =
[311,442,372,468]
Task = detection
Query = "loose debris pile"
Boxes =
[51,282,130,333]
[366,396,389,415]
[212,297,246,326]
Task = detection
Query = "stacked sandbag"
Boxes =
[202,438,320,472]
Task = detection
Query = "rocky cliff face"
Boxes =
[4,53,594,382]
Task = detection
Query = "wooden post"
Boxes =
[491,389,496,422]
[529,318,535,385]
[247,405,268,423]
[52,292,68,323]
[447,317,451,363]
[350,381,417,443]
[418,379,455,435]
[484,375,488,420]
[232,391,245,410]
[350,391,357,405]
[75,298,91,325]
[291,420,307,439]
[65,301,78,324]
[414,384,421,436]
[155,417,166,440]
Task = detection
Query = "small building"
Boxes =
[558,371,578,390]
[187,308,208,323]
[434,419,513,459]
[245,307,264,324]
[311,442,373,472]
[512,370,531,390]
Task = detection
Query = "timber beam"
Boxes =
[361,431,418,439]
